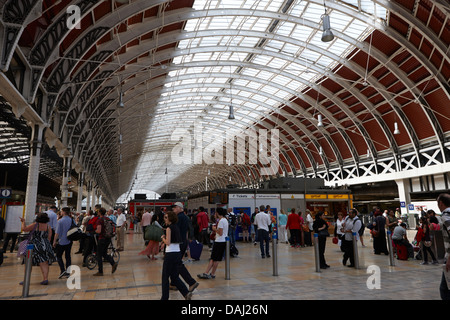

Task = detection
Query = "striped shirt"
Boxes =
[441,208,450,261]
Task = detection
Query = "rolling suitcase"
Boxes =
[396,244,408,260]
[189,240,203,260]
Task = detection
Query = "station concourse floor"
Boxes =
[0,230,443,301]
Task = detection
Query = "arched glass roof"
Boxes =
[0,0,448,205]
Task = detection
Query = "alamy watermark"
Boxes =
[170,121,280,176]
[67,5,81,30]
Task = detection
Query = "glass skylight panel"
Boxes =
[302,3,325,22]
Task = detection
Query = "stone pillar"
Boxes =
[60,155,72,207]
[395,179,411,215]
[24,123,45,224]
[76,171,84,213]
[86,180,91,212]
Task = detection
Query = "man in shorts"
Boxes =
[197,208,229,279]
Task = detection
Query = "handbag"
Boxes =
[423,241,432,247]
[371,229,379,237]
[302,224,310,232]
[144,224,164,241]
[67,218,84,241]
[332,237,338,244]
[17,223,38,257]
[318,229,329,237]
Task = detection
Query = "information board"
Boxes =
[5,205,24,233]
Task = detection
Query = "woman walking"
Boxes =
[139,214,163,260]
[19,213,56,285]
[160,211,192,300]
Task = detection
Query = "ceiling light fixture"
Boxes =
[318,114,324,127]
[319,146,323,155]
[321,3,334,42]
[393,122,400,135]
[228,81,235,120]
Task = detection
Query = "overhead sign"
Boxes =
[305,194,327,199]
[0,188,12,199]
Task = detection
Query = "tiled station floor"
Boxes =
[0,230,443,300]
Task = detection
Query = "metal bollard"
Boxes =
[272,233,278,276]
[313,233,321,273]
[22,244,34,298]
[352,232,360,269]
[225,237,230,280]
[387,230,395,266]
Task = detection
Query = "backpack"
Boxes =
[356,217,365,236]
[229,213,237,228]
[103,217,116,238]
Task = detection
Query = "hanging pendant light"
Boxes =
[393,122,400,135]
[117,90,125,108]
[321,10,334,42]
[317,114,324,127]
[228,105,235,120]
[228,81,235,120]
[319,146,323,155]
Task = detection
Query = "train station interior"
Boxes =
[0,0,449,302]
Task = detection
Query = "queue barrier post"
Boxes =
[272,233,278,276]
[22,244,34,298]
[313,233,321,273]
[387,230,395,266]
[225,236,230,280]
[352,232,360,269]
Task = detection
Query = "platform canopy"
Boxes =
[0,0,449,204]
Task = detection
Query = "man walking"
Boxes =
[46,205,58,244]
[116,207,126,251]
[255,205,271,258]
[93,208,118,276]
[53,207,73,278]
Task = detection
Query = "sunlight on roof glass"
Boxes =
[137,0,384,191]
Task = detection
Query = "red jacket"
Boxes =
[197,211,209,230]
[286,213,301,230]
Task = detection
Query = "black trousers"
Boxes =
[97,238,115,273]
[171,242,196,287]
[342,238,354,266]
[55,242,73,273]
[318,235,327,267]
[2,233,19,252]
[161,252,188,300]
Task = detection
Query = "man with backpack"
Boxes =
[227,208,237,246]
[93,207,118,276]
[341,208,362,268]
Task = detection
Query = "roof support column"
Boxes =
[395,178,411,217]
[60,155,72,208]
[23,123,44,224]
[76,171,84,213]
[86,180,92,212]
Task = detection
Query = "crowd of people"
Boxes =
[0,192,449,300]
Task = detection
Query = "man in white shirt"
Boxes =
[116,208,127,251]
[141,210,152,236]
[46,205,58,244]
[341,208,361,268]
[197,208,229,279]
[255,205,272,258]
